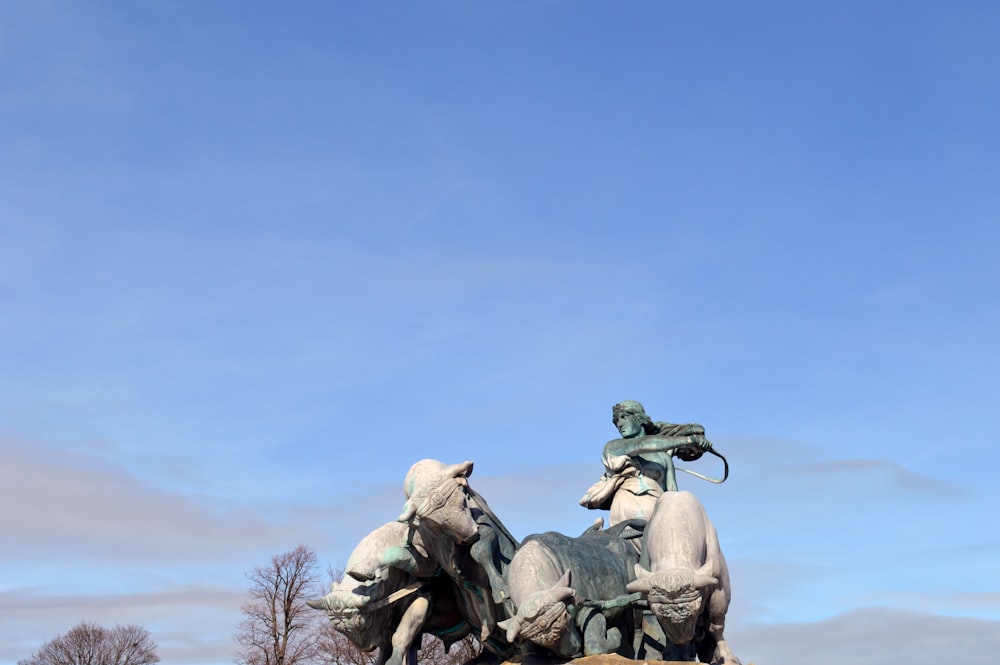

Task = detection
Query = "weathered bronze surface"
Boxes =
[309,401,742,665]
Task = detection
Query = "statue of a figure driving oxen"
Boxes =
[309,400,742,665]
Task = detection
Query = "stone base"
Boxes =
[505,655,737,665]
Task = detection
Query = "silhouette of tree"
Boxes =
[19,621,159,665]
[236,545,323,665]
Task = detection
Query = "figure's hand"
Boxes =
[381,545,418,574]
[691,434,713,450]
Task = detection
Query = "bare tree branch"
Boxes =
[236,545,324,665]
[18,621,159,665]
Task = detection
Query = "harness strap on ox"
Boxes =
[364,580,428,612]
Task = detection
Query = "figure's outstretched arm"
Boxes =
[603,432,711,460]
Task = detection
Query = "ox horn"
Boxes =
[550,569,575,604]
[693,573,719,589]
[306,597,328,610]
[446,460,474,478]
[398,499,418,523]
[556,569,572,589]
[498,617,521,642]
[626,563,653,594]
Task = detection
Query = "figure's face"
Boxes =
[614,411,643,438]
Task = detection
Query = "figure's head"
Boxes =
[612,400,653,438]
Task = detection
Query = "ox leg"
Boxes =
[386,594,431,665]
[549,617,583,659]
[695,626,717,665]
[375,642,391,665]
[470,527,510,605]
[703,588,740,665]
[578,608,621,656]
[634,609,666,661]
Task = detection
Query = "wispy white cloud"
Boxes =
[0,585,243,665]
[9,588,998,665]
[783,458,966,497]
[0,435,402,665]
[726,559,835,622]
[0,434,423,571]
[861,590,1000,618]
[730,607,1000,665]
[0,437,294,566]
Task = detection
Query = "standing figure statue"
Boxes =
[580,400,714,526]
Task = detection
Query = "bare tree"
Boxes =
[415,634,479,665]
[18,621,159,665]
[236,545,324,665]
[313,622,377,665]
[312,566,376,665]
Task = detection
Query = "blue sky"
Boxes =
[2,2,999,664]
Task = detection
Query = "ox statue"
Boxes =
[308,522,472,665]
[626,491,741,665]
[498,519,642,659]
[393,459,519,660]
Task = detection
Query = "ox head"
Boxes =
[307,573,398,651]
[497,570,574,649]
[397,459,479,544]
[308,521,424,650]
[627,566,717,645]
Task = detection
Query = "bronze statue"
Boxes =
[579,400,715,525]
[310,401,740,664]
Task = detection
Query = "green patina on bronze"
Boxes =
[580,400,719,525]
[310,401,740,665]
